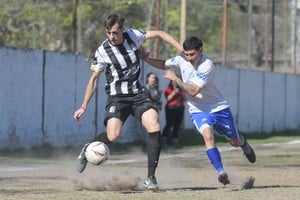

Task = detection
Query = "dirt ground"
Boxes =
[0,140,300,200]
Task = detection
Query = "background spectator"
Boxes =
[162,80,185,147]
[145,72,162,111]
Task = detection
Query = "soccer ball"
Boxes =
[85,141,110,165]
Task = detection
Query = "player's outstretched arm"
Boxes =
[73,71,100,121]
[147,30,183,52]
[139,47,167,70]
[143,57,166,70]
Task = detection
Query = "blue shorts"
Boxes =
[190,107,239,140]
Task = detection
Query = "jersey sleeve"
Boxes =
[128,29,147,46]
[189,60,213,88]
[165,55,181,69]
[90,47,107,73]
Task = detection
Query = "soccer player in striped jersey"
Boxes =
[73,14,182,190]
[140,36,256,186]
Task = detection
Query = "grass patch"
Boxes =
[179,129,300,147]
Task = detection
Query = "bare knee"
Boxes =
[201,128,215,149]
[141,108,160,132]
[106,118,122,142]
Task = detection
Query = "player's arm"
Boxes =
[164,70,201,97]
[139,46,167,70]
[144,57,167,70]
[147,30,183,52]
[73,71,101,121]
[80,71,100,109]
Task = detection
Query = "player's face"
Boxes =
[106,24,124,45]
[184,48,202,65]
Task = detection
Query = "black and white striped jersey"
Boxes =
[91,29,148,96]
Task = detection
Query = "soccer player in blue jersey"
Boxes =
[73,14,182,190]
[140,36,256,186]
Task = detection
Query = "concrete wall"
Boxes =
[0,47,299,149]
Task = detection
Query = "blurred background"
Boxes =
[0,0,299,74]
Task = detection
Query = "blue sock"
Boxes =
[206,147,224,174]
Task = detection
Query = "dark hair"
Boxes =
[183,36,203,51]
[146,72,158,84]
[168,80,181,91]
[104,14,125,30]
[168,80,174,89]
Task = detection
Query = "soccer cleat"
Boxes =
[76,143,90,173]
[241,141,256,163]
[143,175,159,190]
[218,171,230,185]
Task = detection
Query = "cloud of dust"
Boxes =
[73,171,142,191]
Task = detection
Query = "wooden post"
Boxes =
[222,0,228,67]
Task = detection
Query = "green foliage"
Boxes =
[185,1,224,53]
[0,1,199,52]
[167,8,180,40]
[0,0,275,58]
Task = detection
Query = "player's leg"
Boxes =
[76,118,124,173]
[202,126,230,185]
[133,92,161,190]
[191,112,230,185]
[237,134,256,163]
[103,118,123,142]
[215,107,256,163]
[132,92,161,190]
[96,95,130,143]
[76,96,128,173]
[141,108,161,190]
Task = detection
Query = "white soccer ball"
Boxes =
[85,141,110,165]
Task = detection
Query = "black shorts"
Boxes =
[104,91,158,126]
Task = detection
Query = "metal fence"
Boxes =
[161,0,300,74]
[219,0,300,75]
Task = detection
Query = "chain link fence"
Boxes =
[143,0,300,74]
[220,0,300,74]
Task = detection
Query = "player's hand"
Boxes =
[73,107,86,121]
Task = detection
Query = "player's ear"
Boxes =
[199,47,203,53]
